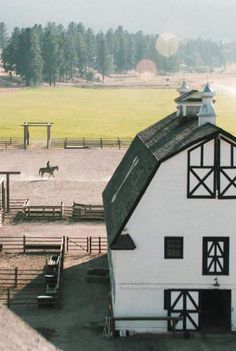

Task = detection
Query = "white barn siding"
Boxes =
[111,141,236,333]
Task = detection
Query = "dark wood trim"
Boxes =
[111,234,136,250]
[202,237,229,276]
[187,137,216,198]
[167,289,200,331]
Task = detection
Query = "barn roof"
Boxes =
[103,112,235,248]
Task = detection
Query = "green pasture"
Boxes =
[0,87,235,139]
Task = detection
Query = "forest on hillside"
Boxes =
[0,22,236,86]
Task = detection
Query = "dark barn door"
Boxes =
[200,290,231,331]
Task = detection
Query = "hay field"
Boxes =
[0,87,235,138]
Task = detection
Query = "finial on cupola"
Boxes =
[198,83,216,127]
[177,80,190,96]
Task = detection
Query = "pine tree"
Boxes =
[96,32,111,80]
[42,27,59,86]
[29,29,43,86]
[0,22,7,49]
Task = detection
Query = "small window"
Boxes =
[165,237,183,259]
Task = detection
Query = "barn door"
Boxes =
[167,290,200,331]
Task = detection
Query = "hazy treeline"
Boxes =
[0,21,235,86]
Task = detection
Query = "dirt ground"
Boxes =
[0,148,125,205]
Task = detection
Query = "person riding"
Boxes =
[46,161,51,170]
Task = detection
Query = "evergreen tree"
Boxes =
[0,22,7,49]
[2,27,20,74]
[29,29,43,86]
[42,27,59,86]
[96,32,111,80]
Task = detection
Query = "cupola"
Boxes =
[177,80,190,96]
[198,83,216,127]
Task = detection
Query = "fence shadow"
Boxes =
[6,254,110,351]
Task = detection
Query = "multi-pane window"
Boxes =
[165,237,183,259]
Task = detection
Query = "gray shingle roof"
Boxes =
[174,90,202,103]
[103,113,233,247]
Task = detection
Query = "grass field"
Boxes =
[0,87,235,138]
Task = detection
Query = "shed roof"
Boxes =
[0,306,59,351]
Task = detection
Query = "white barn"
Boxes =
[103,83,236,335]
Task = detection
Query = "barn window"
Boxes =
[202,237,229,275]
[165,237,183,259]
[187,135,236,199]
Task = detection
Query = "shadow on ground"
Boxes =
[10,254,236,351]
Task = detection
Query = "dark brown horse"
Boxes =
[39,166,59,178]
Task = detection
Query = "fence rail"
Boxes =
[0,238,65,307]
[0,137,23,150]
[52,137,132,149]
[23,202,64,220]
[0,235,107,254]
[0,136,132,149]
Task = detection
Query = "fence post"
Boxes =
[10,137,12,145]
[87,237,89,253]
[99,237,101,254]
[118,138,121,150]
[61,202,64,218]
[100,138,103,149]
[83,138,85,148]
[14,267,18,287]
[23,235,26,254]
[64,138,67,149]
[7,288,10,307]
[66,236,69,252]
[89,237,92,255]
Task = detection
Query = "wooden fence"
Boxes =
[0,208,4,223]
[23,202,64,220]
[52,137,132,149]
[0,268,44,306]
[0,238,65,307]
[72,203,104,220]
[0,136,132,149]
[0,235,107,255]
[66,236,107,254]
[0,137,23,150]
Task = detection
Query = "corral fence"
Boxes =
[72,203,104,221]
[0,208,4,223]
[0,269,45,306]
[23,201,64,220]
[0,238,65,307]
[0,235,108,255]
[51,137,132,149]
[0,136,132,149]
[9,201,104,222]
[0,137,23,150]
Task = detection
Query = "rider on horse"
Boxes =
[47,161,51,171]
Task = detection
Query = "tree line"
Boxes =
[0,21,235,86]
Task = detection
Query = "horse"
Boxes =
[39,165,59,178]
